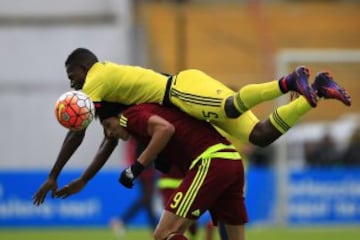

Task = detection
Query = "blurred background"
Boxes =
[0,0,359,239]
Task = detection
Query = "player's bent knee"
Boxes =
[165,232,188,240]
[154,231,188,240]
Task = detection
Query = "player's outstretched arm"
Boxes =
[53,177,84,199]
[32,177,57,206]
[80,136,118,182]
[32,129,86,206]
[55,136,118,198]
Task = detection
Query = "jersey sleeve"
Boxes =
[83,80,104,102]
[120,106,153,138]
[82,63,107,102]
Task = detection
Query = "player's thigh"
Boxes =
[154,210,194,239]
[224,224,245,240]
[212,110,259,143]
[209,160,248,226]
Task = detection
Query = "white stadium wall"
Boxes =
[0,0,133,169]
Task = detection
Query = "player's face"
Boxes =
[102,117,130,140]
[66,64,86,90]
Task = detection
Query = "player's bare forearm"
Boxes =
[55,178,86,199]
[55,137,118,197]
[33,130,85,206]
[81,136,118,182]
[48,130,85,179]
[137,115,174,166]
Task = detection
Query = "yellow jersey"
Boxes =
[82,61,168,104]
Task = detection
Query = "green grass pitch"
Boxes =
[0,226,359,240]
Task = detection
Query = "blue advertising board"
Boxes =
[288,168,360,224]
[0,170,214,227]
[1,168,360,227]
[245,167,360,225]
[0,170,144,227]
[245,167,277,224]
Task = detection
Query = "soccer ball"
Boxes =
[55,90,95,131]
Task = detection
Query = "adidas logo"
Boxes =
[191,209,201,217]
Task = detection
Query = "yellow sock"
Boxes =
[233,80,282,113]
[269,96,312,134]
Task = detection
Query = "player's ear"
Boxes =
[102,123,113,138]
[118,126,130,140]
[101,118,110,129]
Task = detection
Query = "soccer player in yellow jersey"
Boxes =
[66,48,351,144]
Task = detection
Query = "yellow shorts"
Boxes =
[170,69,233,121]
[169,69,259,143]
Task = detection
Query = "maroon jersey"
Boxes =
[120,103,248,225]
[120,103,230,174]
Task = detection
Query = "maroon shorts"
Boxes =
[160,188,176,206]
[164,158,248,225]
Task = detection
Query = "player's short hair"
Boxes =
[65,48,98,67]
[95,101,130,122]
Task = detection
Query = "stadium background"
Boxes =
[0,0,359,239]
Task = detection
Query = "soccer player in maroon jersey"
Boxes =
[56,102,247,240]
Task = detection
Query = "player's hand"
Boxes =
[55,178,86,199]
[32,178,57,206]
[119,167,135,188]
[119,161,145,189]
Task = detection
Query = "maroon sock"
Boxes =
[167,232,188,240]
